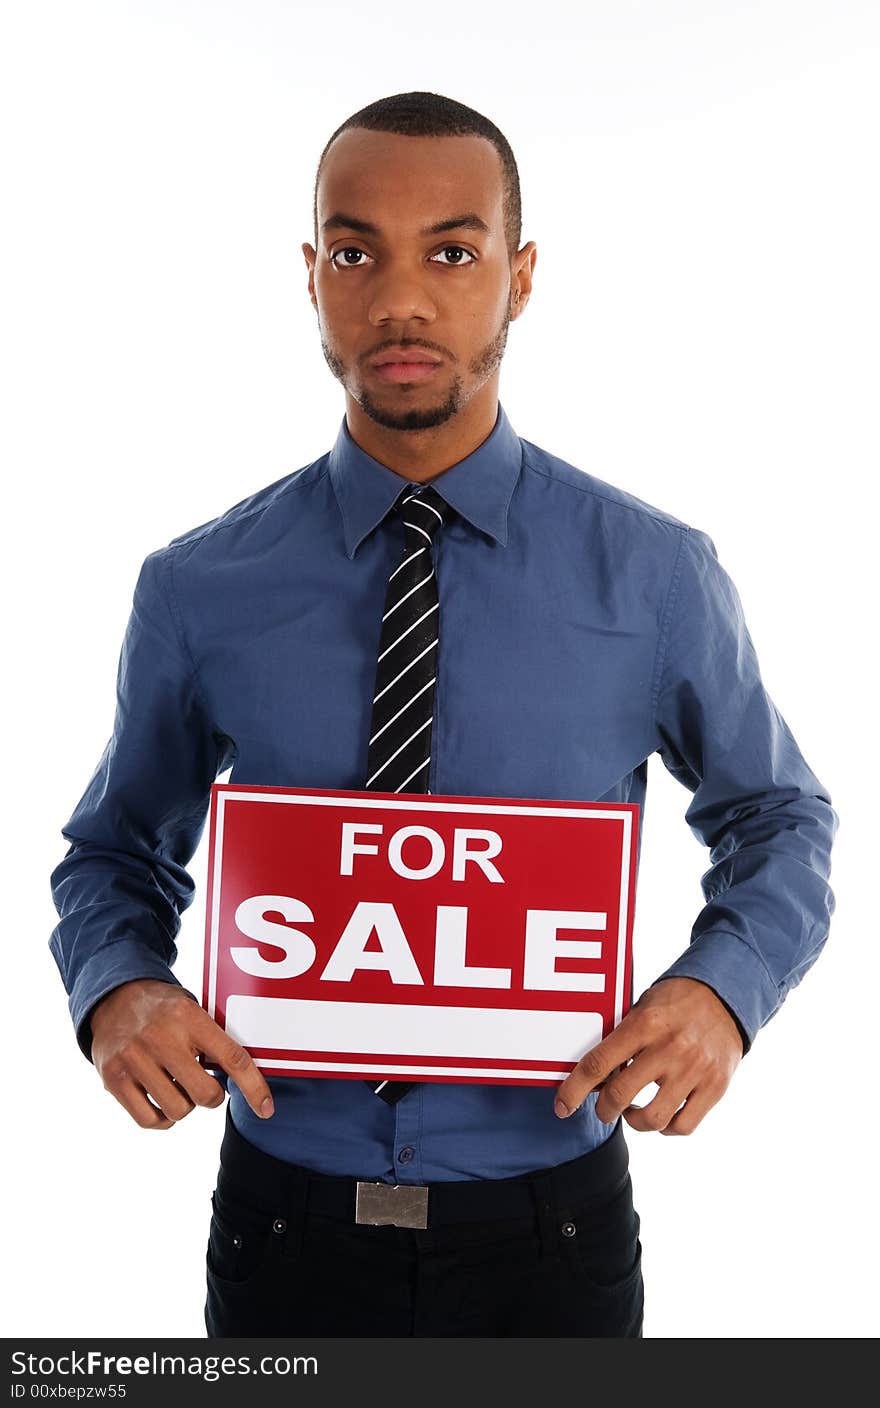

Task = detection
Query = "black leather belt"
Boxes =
[218,1104,628,1231]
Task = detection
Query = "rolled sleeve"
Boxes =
[650,526,838,1051]
[49,548,234,1062]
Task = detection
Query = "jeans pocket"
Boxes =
[206,1185,278,1289]
[557,1173,643,1297]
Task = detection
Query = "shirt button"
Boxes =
[398,1146,415,1164]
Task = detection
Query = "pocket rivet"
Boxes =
[561,1221,577,1237]
[232,1234,242,1248]
[273,1218,287,1234]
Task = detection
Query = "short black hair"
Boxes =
[312,90,522,261]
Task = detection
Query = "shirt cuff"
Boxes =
[649,929,782,1055]
[68,940,200,1064]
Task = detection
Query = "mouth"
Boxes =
[371,360,443,384]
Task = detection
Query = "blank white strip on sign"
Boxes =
[225,996,602,1063]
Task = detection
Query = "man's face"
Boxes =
[302,129,531,432]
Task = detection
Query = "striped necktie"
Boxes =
[364,482,448,1104]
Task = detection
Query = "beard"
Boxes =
[319,305,511,432]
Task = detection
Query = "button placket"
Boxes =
[393,1087,424,1182]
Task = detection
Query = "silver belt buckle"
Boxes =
[355,1182,429,1229]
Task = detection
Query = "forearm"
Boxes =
[651,790,838,1048]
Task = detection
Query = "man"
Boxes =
[49,91,837,1339]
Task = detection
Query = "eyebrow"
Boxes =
[321,211,492,238]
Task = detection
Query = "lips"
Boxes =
[372,361,442,384]
[371,347,442,367]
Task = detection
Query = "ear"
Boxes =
[510,241,537,318]
[302,242,318,310]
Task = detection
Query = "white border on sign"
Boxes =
[207,791,633,1064]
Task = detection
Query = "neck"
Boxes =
[343,380,499,482]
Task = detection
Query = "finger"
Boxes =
[660,1081,724,1136]
[164,1051,227,1110]
[141,1004,227,1109]
[122,1049,196,1123]
[108,1072,175,1130]
[623,1079,690,1134]
[201,1025,275,1118]
[555,1023,647,1118]
[593,1056,664,1125]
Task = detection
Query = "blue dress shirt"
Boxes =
[49,401,837,1181]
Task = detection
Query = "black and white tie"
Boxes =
[364,482,448,1105]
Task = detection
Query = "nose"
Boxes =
[368,262,437,326]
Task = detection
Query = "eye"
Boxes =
[430,246,476,266]
[330,247,373,268]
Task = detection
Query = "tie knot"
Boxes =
[393,483,448,546]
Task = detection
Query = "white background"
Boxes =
[2,0,877,1339]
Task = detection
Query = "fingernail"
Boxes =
[260,1096,274,1117]
[554,1099,569,1118]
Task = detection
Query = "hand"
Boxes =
[89,978,275,1130]
[554,977,744,1136]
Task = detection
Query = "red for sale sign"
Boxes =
[202,784,639,1086]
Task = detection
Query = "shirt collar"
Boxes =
[328,401,523,559]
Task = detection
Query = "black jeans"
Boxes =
[204,1105,644,1338]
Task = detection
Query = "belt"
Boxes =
[218,1104,628,1231]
